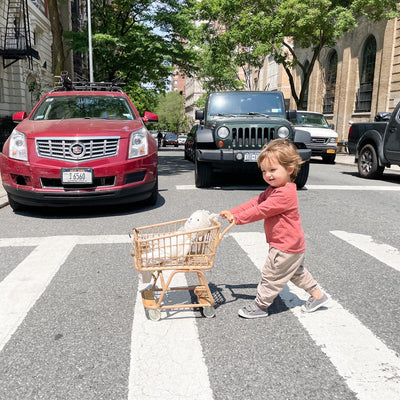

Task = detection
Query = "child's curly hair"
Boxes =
[257,139,304,181]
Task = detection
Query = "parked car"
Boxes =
[289,111,338,164]
[193,91,311,188]
[184,124,200,162]
[348,107,400,178]
[0,75,159,211]
[162,133,178,147]
[178,134,187,145]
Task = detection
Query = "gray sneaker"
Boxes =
[238,302,269,319]
[301,293,329,313]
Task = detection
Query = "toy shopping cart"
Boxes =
[131,218,233,321]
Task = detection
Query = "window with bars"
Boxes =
[355,36,376,112]
[323,51,337,114]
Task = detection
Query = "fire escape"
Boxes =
[0,0,40,68]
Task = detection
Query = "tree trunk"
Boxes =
[47,0,65,75]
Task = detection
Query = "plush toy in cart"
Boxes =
[143,209,218,263]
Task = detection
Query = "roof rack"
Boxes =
[52,71,125,93]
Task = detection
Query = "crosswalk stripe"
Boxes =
[128,273,213,400]
[330,231,400,272]
[0,237,77,353]
[231,232,400,400]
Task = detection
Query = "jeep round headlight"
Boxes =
[277,126,290,138]
[217,126,229,139]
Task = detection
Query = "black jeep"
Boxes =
[193,91,311,188]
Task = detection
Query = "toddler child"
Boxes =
[220,139,329,318]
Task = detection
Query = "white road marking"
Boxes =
[330,231,400,272]
[231,232,400,400]
[128,273,213,400]
[0,235,213,400]
[306,185,400,191]
[176,184,400,191]
[0,235,130,353]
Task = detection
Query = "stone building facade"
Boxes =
[291,16,400,141]
[0,0,53,117]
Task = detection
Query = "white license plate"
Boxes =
[244,151,260,162]
[61,168,93,184]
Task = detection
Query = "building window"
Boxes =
[323,50,337,114]
[355,35,376,112]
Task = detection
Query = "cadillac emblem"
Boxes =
[69,142,86,159]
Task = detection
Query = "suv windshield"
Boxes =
[31,95,135,121]
[292,112,329,128]
[207,92,285,119]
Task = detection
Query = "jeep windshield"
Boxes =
[31,95,136,120]
[207,92,286,120]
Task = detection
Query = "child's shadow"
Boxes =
[209,282,303,315]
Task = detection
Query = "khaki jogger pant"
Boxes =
[255,247,318,310]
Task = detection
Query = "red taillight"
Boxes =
[348,125,353,140]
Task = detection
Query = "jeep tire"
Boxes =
[195,158,213,188]
[295,161,309,189]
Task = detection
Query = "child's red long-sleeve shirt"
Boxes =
[230,182,305,253]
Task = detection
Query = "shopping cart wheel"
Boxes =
[201,306,215,318]
[148,309,161,321]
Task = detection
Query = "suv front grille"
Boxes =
[231,126,275,149]
[36,137,120,161]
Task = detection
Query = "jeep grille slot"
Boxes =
[36,137,119,161]
[232,127,272,149]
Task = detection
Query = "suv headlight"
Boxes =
[217,126,230,139]
[129,128,148,159]
[277,126,290,138]
[9,129,28,161]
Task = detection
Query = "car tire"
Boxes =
[358,144,385,179]
[322,154,336,164]
[8,195,25,212]
[195,158,213,188]
[294,161,309,189]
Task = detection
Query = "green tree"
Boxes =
[156,91,185,132]
[185,0,398,108]
[64,0,197,93]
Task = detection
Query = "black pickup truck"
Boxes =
[192,91,311,188]
[348,107,400,178]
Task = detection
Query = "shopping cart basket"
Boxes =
[131,218,233,321]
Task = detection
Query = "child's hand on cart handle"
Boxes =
[220,210,235,224]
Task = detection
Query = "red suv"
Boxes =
[0,79,159,211]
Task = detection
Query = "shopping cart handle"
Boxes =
[219,221,235,241]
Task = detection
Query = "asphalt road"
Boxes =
[0,148,399,400]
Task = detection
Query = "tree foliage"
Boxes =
[64,0,197,93]
[155,91,186,132]
[184,0,399,108]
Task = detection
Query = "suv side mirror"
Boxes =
[286,109,297,121]
[195,109,204,121]
[13,111,28,123]
[142,111,158,123]
[329,123,335,130]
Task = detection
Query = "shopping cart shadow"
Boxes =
[206,282,305,315]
